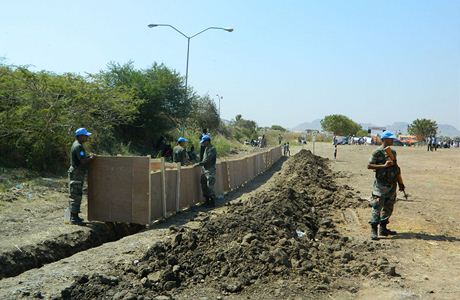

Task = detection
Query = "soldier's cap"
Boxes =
[75,128,92,137]
[200,134,211,144]
[380,131,396,140]
[177,137,188,143]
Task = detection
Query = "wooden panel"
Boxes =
[193,166,204,204]
[227,160,239,190]
[131,157,150,224]
[165,169,177,214]
[220,161,230,192]
[247,156,256,180]
[88,157,116,221]
[179,166,195,209]
[150,172,163,220]
[88,156,150,224]
[215,162,225,195]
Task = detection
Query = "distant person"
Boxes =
[278,134,283,145]
[195,135,217,208]
[173,137,189,165]
[433,136,438,151]
[162,143,173,162]
[199,128,209,161]
[283,142,290,156]
[367,131,405,240]
[66,128,95,225]
[334,144,338,160]
[187,145,198,163]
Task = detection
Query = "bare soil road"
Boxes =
[295,142,460,299]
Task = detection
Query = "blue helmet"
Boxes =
[177,137,188,143]
[200,134,211,144]
[380,131,396,140]
[75,128,92,137]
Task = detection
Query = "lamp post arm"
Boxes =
[190,27,229,39]
[155,24,190,39]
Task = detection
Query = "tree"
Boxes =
[0,64,140,171]
[271,125,286,132]
[97,62,191,152]
[320,114,362,136]
[408,118,438,139]
[230,115,258,141]
[189,95,220,131]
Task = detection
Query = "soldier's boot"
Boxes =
[379,223,397,236]
[203,196,210,207]
[208,196,216,208]
[370,224,379,240]
[69,212,84,225]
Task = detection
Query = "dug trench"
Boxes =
[63,150,398,299]
[0,222,144,279]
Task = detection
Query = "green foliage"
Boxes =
[320,114,362,136]
[356,129,369,137]
[231,115,258,141]
[0,64,140,172]
[97,62,191,152]
[408,118,438,138]
[271,125,286,132]
[189,94,220,132]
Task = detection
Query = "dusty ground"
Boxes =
[295,142,460,299]
[0,143,458,299]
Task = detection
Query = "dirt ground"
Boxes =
[0,143,459,299]
[296,142,460,299]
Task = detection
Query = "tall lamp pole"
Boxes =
[215,94,223,117]
[147,24,233,100]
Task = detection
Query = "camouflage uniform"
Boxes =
[198,145,217,200]
[173,145,187,165]
[368,146,400,225]
[68,140,89,213]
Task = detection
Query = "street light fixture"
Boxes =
[216,94,223,117]
[147,24,233,99]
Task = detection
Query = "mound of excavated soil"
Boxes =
[63,150,394,299]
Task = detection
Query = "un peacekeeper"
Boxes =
[367,131,404,240]
[194,134,217,208]
[67,128,95,225]
[173,137,189,165]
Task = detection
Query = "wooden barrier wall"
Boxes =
[88,146,282,224]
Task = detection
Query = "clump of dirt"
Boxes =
[63,150,394,299]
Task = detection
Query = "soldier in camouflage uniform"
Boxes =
[195,134,217,208]
[67,128,95,225]
[367,131,405,240]
[173,137,189,165]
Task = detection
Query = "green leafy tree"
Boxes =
[189,94,220,131]
[97,62,191,152]
[0,64,140,171]
[408,118,438,139]
[231,115,258,141]
[271,125,286,132]
[320,114,362,136]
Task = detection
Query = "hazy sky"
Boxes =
[1,0,459,128]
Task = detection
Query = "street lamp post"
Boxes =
[147,24,233,100]
[215,94,223,117]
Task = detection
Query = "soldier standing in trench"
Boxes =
[173,137,189,165]
[66,128,95,225]
[195,134,217,208]
[367,131,404,240]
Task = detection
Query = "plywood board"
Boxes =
[150,172,163,220]
[165,169,177,214]
[193,166,204,204]
[88,156,150,224]
[131,157,150,224]
[179,166,195,209]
